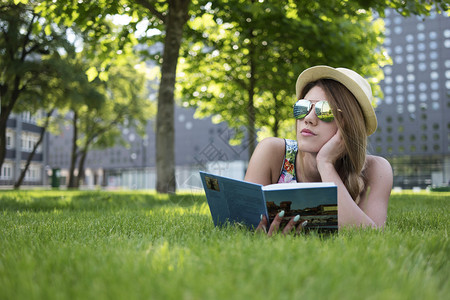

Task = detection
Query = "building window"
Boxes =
[6,130,14,149]
[384,76,392,84]
[20,133,41,153]
[1,163,12,180]
[395,85,404,94]
[418,63,427,71]
[23,164,41,181]
[406,74,415,83]
[431,92,439,101]
[405,34,414,43]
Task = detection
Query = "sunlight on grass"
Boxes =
[0,190,448,300]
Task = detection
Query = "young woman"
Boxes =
[244,66,393,235]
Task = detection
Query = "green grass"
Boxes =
[0,190,448,300]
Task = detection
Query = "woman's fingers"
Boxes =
[282,214,300,235]
[258,212,308,236]
[255,214,268,234]
[267,210,284,237]
[295,220,309,235]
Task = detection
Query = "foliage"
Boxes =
[0,190,448,300]
[0,1,154,188]
[178,0,449,148]
[178,0,392,148]
[63,43,153,188]
[2,0,449,192]
[0,0,78,171]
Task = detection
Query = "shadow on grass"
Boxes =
[0,190,206,212]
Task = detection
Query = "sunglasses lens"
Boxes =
[293,100,311,119]
[315,101,334,122]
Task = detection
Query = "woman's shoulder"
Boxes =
[256,137,286,152]
[365,155,393,180]
[245,137,287,185]
[366,155,392,168]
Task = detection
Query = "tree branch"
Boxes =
[134,0,166,23]
[21,12,38,61]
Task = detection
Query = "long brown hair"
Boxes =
[299,79,367,202]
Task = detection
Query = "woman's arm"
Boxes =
[356,156,393,227]
[244,137,286,185]
[318,159,392,228]
[316,132,393,228]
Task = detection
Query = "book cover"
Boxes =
[200,171,268,228]
[200,171,338,232]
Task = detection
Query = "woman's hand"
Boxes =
[316,129,345,167]
[256,211,308,236]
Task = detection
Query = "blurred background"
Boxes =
[1,0,449,191]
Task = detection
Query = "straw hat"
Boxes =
[295,65,377,136]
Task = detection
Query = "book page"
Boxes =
[263,183,338,232]
[262,182,336,191]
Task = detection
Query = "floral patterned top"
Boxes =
[277,139,298,183]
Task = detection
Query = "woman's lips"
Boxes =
[301,128,316,136]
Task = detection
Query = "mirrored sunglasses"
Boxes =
[293,99,335,122]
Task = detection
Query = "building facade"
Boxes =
[368,9,450,188]
[47,106,250,190]
[1,111,48,186]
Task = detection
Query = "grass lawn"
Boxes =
[0,190,448,300]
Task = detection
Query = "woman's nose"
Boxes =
[303,104,318,124]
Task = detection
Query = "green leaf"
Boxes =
[86,67,98,82]
[98,71,109,82]
[44,25,52,36]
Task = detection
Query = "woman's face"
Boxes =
[296,85,338,154]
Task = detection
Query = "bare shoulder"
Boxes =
[245,137,286,185]
[255,137,286,153]
[365,155,393,180]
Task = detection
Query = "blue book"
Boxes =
[200,171,338,232]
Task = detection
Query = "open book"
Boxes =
[200,171,338,233]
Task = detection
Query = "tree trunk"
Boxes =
[75,146,88,188]
[67,111,79,188]
[14,109,54,189]
[271,91,280,137]
[0,106,11,173]
[246,9,257,159]
[155,0,190,193]
[247,60,256,159]
[0,76,21,172]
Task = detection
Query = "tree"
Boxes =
[133,0,192,193]
[66,57,152,188]
[37,0,196,193]
[13,109,53,188]
[0,1,152,188]
[4,0,447,192]
[178,0,449,156]
[0,1,75,174]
